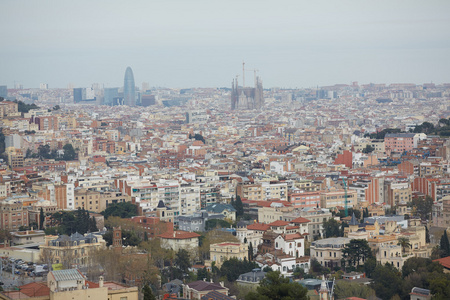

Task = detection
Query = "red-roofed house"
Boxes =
[290,217,311,235]
[236,222,270,254]
[433,256,450,273]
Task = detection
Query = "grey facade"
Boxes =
[0,85,7,98]
[123,67,136,106]
[103,88,119,106]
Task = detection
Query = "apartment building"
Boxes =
[0,196,29,230]
[320,189,357,209]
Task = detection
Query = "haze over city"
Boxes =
[1,0,450,88]
[2,1,450,300]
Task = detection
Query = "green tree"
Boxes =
[205,219,232,230]
[220,258,258,282]
[363,257,377,278]
[410,195,433,220]
[14,100,39,113]
[440,230,450,258]
[175,249,191,274]
[293,266,305,279]
[397,237,412,254]
[62,143,76,161]
[323,218,341,238]
[371,263,402,300]
[142,284,156,300]
[197,267,210,281]
[101,202,138,219]
[248,242,253,261]
[245,271,308,300]
[39,207,45,230]
[402,257,443,279]
[362,144,375,154]
[233,195,244,217]
[89,217,98,232]
[342,239,373,268]
[38,144,52,160]
[334,280,376,299]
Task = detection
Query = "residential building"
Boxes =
[310,237,351,269]
[183,280,229,300]
[209,242,247,267]
[0,196,29,230]
[39,233,106,266]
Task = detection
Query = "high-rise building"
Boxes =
[103,87,119,106]
[73,87,96,104]
[73,88,86,103]
[123,67,136,106]
[0,85,7,98]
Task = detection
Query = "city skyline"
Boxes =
[1,0,450,89]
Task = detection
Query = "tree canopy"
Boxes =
[101,201,138,219]
[410,195,433,220]
[46,208,96,235]
[220,257,258,282]
[342,239,373,269]
[323,218,342,238]
[245,271,308,300]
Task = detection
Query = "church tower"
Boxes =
[319,275,329,300]
[113,226,122,252]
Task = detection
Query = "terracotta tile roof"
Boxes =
[291,217,311,224]
[19,282,50,297]
[433,256,450,269]
[247,223,270,231]
[284,233,303,241]
[269,220,289,227]
[286,225,299,230]
[158,230,200,239]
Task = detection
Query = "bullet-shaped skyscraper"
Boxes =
[123,67,136,106]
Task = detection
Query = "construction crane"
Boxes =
[343,178,348,217]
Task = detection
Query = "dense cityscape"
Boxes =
[0,67,450,300]
[2,0,450,299]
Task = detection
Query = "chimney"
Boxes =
[77,280,83,290]
[219,281,224,287]
[99,276,104,288]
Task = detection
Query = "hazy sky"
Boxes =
[1,0,450,89]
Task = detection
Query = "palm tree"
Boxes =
[397,237,412,254]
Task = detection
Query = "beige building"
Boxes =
[258,206,284,223]
[39,233,106,267]
[377,244,414,270]
[5,147,24,169]
[74,188,130,213]
[0,196,29,230]
[0,268,138,300]
[310,237,351,269]
[320,189,357,209]
[158,230,200,254]
[11,230,45,245]
[209,242,247,267]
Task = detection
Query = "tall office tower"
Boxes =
[73,88,86,103]
[123,67,136,106]
[104,88,119,106]
[0,86,7,98]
